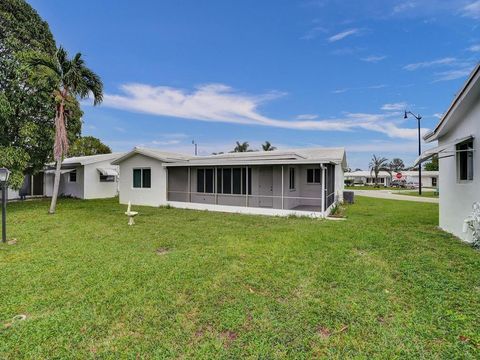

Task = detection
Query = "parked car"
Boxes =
[390,180,406,188]
[406,181,419,189]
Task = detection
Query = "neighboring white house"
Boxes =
[345,170,439,187]
[0,172,46,201]
[415,63,480,242]
[112,147,347,218]
[44,153,123,199]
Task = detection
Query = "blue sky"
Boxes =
[30,0,480,169]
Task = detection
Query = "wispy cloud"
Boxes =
[295,114,319,120]
[434,68,472,81]
[403,57,457,71]
[381,102,407,111]
[301,25,328,40]
[114,126,126,133]
[332,84,387,94]
[103,83,426,140]
[328,28,360,42]
[393,1,417,14]
[467,44,480,52]
[462,1,480,19]
[361,55,387,63]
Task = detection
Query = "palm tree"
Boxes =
[261,141,276,151]
[28,47,103,214]
[369,155,391,187]
[233,141,250,152]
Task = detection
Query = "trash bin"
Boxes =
[343,190,354,204]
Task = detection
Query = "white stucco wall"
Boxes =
[437,98,480,241]
[83,161,119,199]
[44,166,84,198]
[117,154,166,206]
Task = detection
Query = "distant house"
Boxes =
[345,170,439,187]
[416,64,480,242]
[112,147,347,218]
[43,153,123,199]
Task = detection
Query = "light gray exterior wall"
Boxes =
[437,98,480,241]
[46,166,84,198]
[118,153,167,206]
[83,160,119,199]
[167,164,332,210]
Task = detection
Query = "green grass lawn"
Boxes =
[394,190,439,198]
[1,197,479,358]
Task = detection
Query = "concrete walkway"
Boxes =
[353,189,439,203]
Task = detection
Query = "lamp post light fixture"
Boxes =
[0,168,11,243]
[404,110,423,195]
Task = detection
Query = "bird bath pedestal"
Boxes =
[125,201,138,225]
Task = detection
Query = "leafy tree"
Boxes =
[261,141,276,151]
[233,141,251,152]
[424,156,439,171]
[369,155,391,187]
[69,136,111,157]
[389,158,405,172]
[0,0,82,189]
[28,47,103,214]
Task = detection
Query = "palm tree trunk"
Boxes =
[48,159,61,214]
[49,99,68,214]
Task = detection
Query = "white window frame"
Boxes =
[289,167,296,191]
[456,140,474,183]
[306,168,321,184]
[132,168,151,189]
[68,170,77,183]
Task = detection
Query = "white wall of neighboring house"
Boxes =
[437,99,480,241]
[117,153,167,207]
[83,160,119,199]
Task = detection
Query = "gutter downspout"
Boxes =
[321,164,326,217]
[281,165,284,210]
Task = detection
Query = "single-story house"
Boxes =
[415,63,480,242]
[0,172,46,201]
[345,170,439,187]
[112,147,347,218]
[43,153,123,199]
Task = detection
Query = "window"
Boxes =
[133,168,151,188]
[233,168,242,194]
[205,168,252,195]
[222,168,231,194]
[69,170,77,183]
[457,140,474,181]
[197,168,214,193]
[289,167,295,190]
[307,168,321,184]
[432,177,437,187]
[100,174,115,182]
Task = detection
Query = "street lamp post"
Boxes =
[404,111,423,195]
[0,168,11,243]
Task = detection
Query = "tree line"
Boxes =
[1,0,109,213]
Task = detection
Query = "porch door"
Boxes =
[258,166,273,207]
[32,173,44,196]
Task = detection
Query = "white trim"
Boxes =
[166,201,324,218]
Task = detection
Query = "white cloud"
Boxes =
[462,1,480,19]
[434,68,472,81]
[403,57,456,71]
[393,1,417,14]
[301,26,328,40]
[361,55,387,63]
[381,102,407,111]
[151,139,181,145]
[103,83,427,140]
[332,84,387,94]
[328,29,359,42]
[467,44,480,52]
[295,114,319,120]
[114,126,126,133]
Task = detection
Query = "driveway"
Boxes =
[352,189,439,203]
